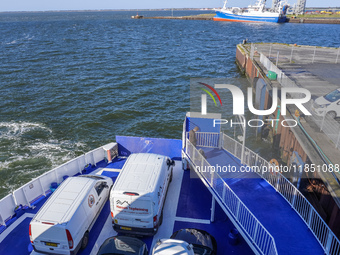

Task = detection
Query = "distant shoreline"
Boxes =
[0,9,213,14]
[1,7,340,14]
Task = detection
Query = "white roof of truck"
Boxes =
[112,153,167,195]
[33,176,96,224]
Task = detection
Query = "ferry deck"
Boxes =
[0,113,339,255]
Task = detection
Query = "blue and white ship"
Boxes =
[214,0,288,23]
[0,112,339,255]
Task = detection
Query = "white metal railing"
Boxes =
[222,133,340,255]
[260,53,303,92]
[194,132,220,148]
[257,44,340,65]
[185,138,278,255]
[0,143,117,228]
[260,53,340,149]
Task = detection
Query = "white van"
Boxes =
[110,153,174,236]
[312,88,340,118]
[29,175,113,255]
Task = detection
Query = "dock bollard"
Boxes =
[228,228,240,245]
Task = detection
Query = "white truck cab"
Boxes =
[29,175,113,255]
[110,153,174,236]
[312,88,340,118]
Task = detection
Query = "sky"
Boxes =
[1,0,338,12]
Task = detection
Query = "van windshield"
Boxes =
[78,175,105,180]
[324,89,340,102]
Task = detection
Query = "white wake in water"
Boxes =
[0,121,85,171]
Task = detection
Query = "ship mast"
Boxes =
[223,0,228,9]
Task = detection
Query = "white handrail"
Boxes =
[185,138,278,255]
[222,133,340,255]
[195,132,220,148]
[0,145,111,228]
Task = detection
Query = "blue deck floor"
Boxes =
[0,155,255,255]
[200,147,324,255]
[175,169,254,255]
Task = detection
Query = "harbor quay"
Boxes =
[135,14,340,24]
[235,42,340,238]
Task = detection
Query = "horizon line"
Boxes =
[1,6,339,14]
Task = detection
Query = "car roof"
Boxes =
[153,239,193,255]
[112,153,167,195]
[170,229,214,249]
[98,236,146,255]
[34,177,95,223]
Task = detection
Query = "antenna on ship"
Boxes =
[223,0,228,9]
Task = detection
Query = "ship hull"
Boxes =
[214,10,287,23]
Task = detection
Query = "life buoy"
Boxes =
[269,158,279,175]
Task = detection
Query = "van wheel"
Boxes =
[326,111,336,119]
[81,231,89,250]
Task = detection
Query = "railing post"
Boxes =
[307,207,313,228]
[291,188,297,208]
[211,196,216,223]
[290,47,294,63]
[336,130,340,149]
[250,43,254,60]
[236,201,241,219]
[252,222,259,240]
[222,185,227,201]
[55,167,59,183]
[255,153,259,175]
[0,213,5,226]
[325,231,333,254]
[219,132,223,149]
[276,51,279,66]
[38,178,45,197]
[275,174,281,191]
[22,188,31,207]
[77,158,82,174]
[210,166,214,185]
[185,138,188,154]
[12,192,18,207]
[269,44,272,58]
[92,152,96,166]
[321,110,326,132]
[312,46,316,63]
[336,47,340,64]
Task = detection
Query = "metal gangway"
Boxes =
[182,129,340,255]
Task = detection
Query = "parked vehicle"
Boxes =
[97,236,148,255]
[152,228,217,255]
[152,239,194,255]
[321,10,333,14]
[29,175,113,255]
[110,153,174,236]
[312,88,340,118]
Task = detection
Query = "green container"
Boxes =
[268,71,277,80]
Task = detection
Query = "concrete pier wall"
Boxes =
[236,45,308,165]
[235,44,340,237]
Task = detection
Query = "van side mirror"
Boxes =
[166,159,175,166]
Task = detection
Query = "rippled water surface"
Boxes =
[1,10,339,198]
